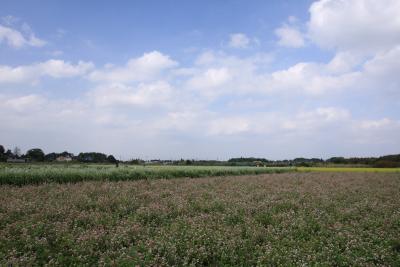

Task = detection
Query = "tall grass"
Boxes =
[0,164,294,185]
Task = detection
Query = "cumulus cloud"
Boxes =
[184,50,355,97]
[186,51,274,98]
[281,107,350,132]
[266,46,400,97]
[0,60,94,84]
[188,68,231,91]
[88,51,178,83]
[308,0,400,55]
[0,23,46,48]
[89,81,174,108]
[275,24,305,48]
[39,60,94,78]
[195,1,400,98]
[268,62,359,95]
[2,94,46,113]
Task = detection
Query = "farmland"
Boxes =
[0,164,293,186]
[1,170,400,266]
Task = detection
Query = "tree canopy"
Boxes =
[26,148,45,162]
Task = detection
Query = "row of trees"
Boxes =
[227,156,400,167]
[0,145,117,163]
[1,144,399,167]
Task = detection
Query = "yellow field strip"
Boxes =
[298,167,400,173]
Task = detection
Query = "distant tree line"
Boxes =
[0,145,118,164]
[227,156,400,168]
[127,156,400,168]
[1,144,399,167]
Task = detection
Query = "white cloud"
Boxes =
[265,43,400,97]
[326,51,363,74]
[2,94,46,113]
[38,60,94,78]
[275,24,305,48]
[186,51,274,98]
[2,87,399,159]
[0,24,46,48]
[89,81,174,107]
[352,118,400,145]
[228,33,251,48]
[0,25,27,48]
[180,2,400,99]
[359,118,392,130]
[308,0,400,55]
[188,68,231,90]
[298,107,350,123]
[277,107,350,134]
[88,51,178,83]
[362,46,400,77]
[208,117,250,135]
[195,51,216,65]
[267,62,359,95]
[0,60,94,84]
[156,107,352,138]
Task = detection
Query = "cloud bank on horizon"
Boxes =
[0,0,399,160]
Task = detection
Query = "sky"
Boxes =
[1,0,400,160]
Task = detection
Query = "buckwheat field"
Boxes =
[1,171,399,266]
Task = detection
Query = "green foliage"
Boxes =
[0,145,6,162]
[0,164,294,185]
[127,158,145,165]
[326,157,347,164]
[44,152,58,161]
[106,155,117,163]
[255,211,274,227]
[77,152,108,163]
[26,148,45,162]
[373,160,400,168]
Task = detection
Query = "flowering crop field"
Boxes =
[0,164,293,185]
[1,172,399,266]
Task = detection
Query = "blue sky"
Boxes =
[1,0,400,160]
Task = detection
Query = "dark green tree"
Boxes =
[5,149,12,157]
[26,148,45,162]
[44,153,58,162]
[0,145,5,162]
[77,152,107,163]
[107,155,117,163]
